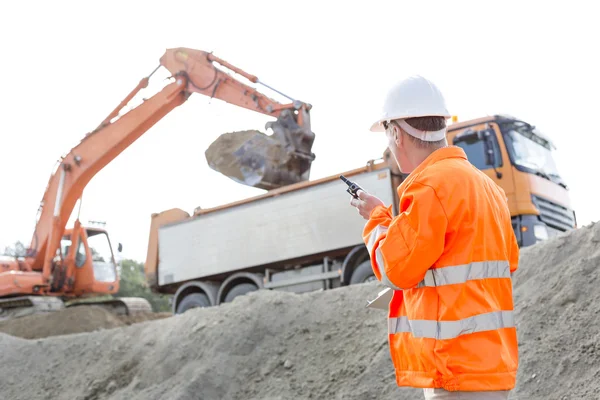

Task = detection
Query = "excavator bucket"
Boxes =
[205,109,316,190]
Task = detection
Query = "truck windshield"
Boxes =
[502,122,566,187]
[86,231,117,283]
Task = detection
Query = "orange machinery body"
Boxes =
[0,224,119,298]
[0,47,315,302]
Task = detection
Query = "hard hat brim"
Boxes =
[370,121,386,132]
[369,113,452,133]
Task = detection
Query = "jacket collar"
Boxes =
[398,146,468,193]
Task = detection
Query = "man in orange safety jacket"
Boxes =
[350,75,519,399]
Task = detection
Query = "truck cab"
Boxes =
[447,115,576,247]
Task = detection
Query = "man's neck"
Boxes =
[407,146,446,170]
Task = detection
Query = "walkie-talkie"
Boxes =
[340,175,365,199]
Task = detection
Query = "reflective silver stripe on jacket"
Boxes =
[367,225,388,250]
[388,310,515,339]
[366,225,401,291]
[416,260,511,288]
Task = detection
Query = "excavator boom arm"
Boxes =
[160,48,305,116]
[29,78,188,273]
[25,47,313,280]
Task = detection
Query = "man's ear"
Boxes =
[394,126,402,147]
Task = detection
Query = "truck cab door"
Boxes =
[451,122,516,208]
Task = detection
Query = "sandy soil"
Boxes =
[0,306,171,339]
[1,221,599,400]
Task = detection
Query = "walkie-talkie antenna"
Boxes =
[340,175,365,199]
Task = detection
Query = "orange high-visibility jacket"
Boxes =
[363,146,519,392]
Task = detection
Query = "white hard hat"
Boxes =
[370,75,451,138]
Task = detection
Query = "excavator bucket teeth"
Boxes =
[0,296,65,321]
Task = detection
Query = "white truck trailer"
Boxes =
[144,114,576,314]
[144,158,402,314]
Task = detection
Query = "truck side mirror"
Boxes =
[118,243,123,253]
[454,128,502,179]
[481,129,503,179]
[481,130,496,166]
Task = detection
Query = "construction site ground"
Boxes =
[1,221,599,400]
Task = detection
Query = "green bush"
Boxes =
[117,258,172,312]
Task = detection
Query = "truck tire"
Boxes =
[223,283,258,303]
[349,260,376,284]
[176,293,210,314]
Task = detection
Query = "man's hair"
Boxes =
[401,116,447,149]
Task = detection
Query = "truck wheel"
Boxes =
[350,260,376,284]
[176,293,210,314]
[223,283,258,303]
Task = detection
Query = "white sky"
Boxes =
[1,1,598,262]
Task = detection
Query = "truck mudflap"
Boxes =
[65,297,153,315]
[0,296,65,321]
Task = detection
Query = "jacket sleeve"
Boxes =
[502,187,519,276]
[362,182,448,290]
[362,204,395,288]
[509,226,519,275]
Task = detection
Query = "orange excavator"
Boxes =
[0,47,316,319]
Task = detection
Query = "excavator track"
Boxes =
[65,297,153,316]
[0,296,65,322]
[0,296,153,322]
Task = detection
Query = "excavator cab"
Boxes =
[57,223,151,314]
[59,224,120,296]
[0,224,128,321]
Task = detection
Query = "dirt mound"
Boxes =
[0,283,404,400]
[511,221,600,399]
[119,311,172,326]
[0,222,599,400]
[0,306,171,339]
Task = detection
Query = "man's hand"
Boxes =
[350,190,385,220]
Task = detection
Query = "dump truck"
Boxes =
[0,46,317,320]
[145,114,576,314]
